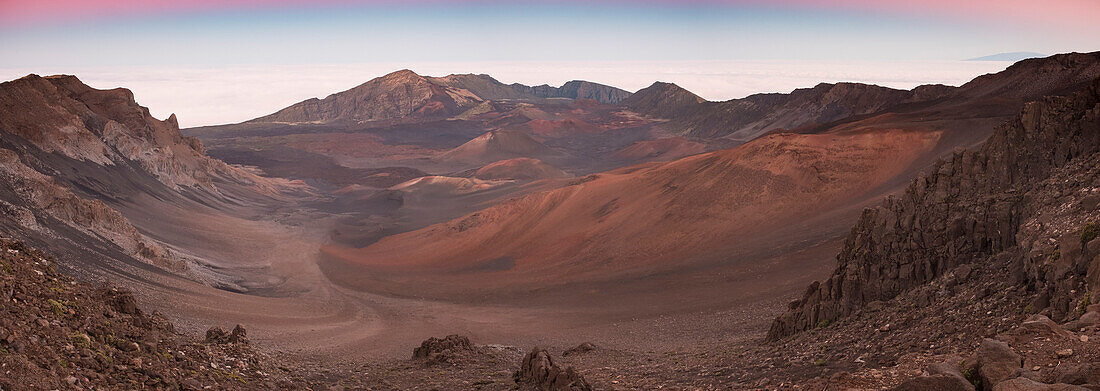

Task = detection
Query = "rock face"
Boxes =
[768,77,1100,341]
[514,347,593,391]
[0,75,277,272]
[0,74,265,190]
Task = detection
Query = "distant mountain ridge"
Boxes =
[625,52,1100,141]
[429,74,631,103]
[250,70,631,125]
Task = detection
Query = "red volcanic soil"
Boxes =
[516,118,604,139]
[613,136,706,162]
[473,158,570,181]
[321,128,943,298]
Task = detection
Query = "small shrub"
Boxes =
[71,332,93,349]
[1049,249,1061,263]
[816,319,832,328]
[47,299,66,316]
[1079,292,1092,316]
[813,358,827,366]
[1083,222,1100,244]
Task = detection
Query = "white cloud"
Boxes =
[0,60,1013,128]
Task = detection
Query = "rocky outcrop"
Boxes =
[413,335,474,365]
[768,78,1100,341]
[0,148,177,269]
[555,80,632,104]
[514,347,593,391]
[0,74,270,191]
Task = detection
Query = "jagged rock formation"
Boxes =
[767,78,1100,341]
[514,347,593,391]
[252,70,631,124]
[0,74,267,191]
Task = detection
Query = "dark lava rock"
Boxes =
[412,334,473,365]
[992,377,1091,391]
[891,375,976,391]
[229,324,248,344]
[979,339,1023,390]
[514,347,592,391]
[205,327,228,344]
[769,76,1100,341]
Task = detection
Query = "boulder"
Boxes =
[992,377,1091,391]
[412,335,473,365]
[205,327,228,344]
[978,339,1023,390]
[228,324,248,344]
[514,347,592,391]
[891,375,975,391]
[1017,315,1075,339]
[1051,363,1100,385]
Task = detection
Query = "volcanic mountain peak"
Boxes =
[252,70,632,124]
[251,69,482,124]
[621,81,706,118]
